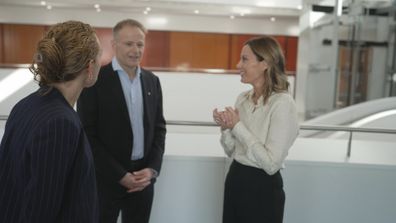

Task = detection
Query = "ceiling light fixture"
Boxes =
[270,17,276,22]
[231,7,250,16]
[256,1,276,7]
[147,17,168,26]
[194,10,199,14]
[230,15,235,19]
[146,7,151,11]
[94,4,100,9]
[40,1,46,6]
[46,5,52,10]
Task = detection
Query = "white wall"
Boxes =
[0,68,37,118]
[151,156,396,223]
[282,160,396,223]
[149,133,396,223]
[0,68,295,126]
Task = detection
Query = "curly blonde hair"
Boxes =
[30,20,100,89]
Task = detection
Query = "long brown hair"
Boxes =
[245,36,289,104]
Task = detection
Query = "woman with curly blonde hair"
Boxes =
[0,20,102,223]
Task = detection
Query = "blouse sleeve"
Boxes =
[220,129,236,157]
[218,92,246,157]
[231,97,299,175]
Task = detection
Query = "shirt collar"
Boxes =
[112,57,141,78]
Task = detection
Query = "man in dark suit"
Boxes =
[77,19,166,223]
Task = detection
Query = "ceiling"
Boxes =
[0,0,393,21]
[0,0,304,19]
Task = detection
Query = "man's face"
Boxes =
[112,25,145,72]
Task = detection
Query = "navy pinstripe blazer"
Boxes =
[0,88,98,223]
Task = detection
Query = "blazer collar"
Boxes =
[112,57,142,79]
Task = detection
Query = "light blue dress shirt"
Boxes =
[112,58,145,160]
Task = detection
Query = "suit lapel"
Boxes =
[107,66,131,124]
[140,70,153,152]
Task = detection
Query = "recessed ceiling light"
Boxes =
[143,10,148,15]
[256,1,275,7]
[230,15,235,19]
[96,8,101,12]
[46,5,52,10]
[270,17,276,22]
[231,7,250,15]
[204,69,226,73]
[147,17,168,25]
[194,10,199,14]
[94,4,100,9]
[40,1,46,6]
[297,5,303,10]
[146,7,151,11]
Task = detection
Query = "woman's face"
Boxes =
[236,45,268,88]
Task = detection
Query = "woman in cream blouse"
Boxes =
[213,36,299,223]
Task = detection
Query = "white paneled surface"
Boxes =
[151,133,396,223]
[1,125,396,223]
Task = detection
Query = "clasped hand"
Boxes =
[213,107,239,130]
[119,168,153,193]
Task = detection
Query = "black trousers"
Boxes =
[223,160,285,223]
[98,159,154,223]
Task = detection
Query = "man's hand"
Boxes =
[119,168,153,193]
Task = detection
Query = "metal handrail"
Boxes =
[166,120,396,134]
[3,117,395,134]
[2,117,396,158]
[166,120,396,158]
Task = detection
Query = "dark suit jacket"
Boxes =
[77,63,166,192]
[0,87,98,223]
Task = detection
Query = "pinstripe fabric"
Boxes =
[0,87,98,223]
